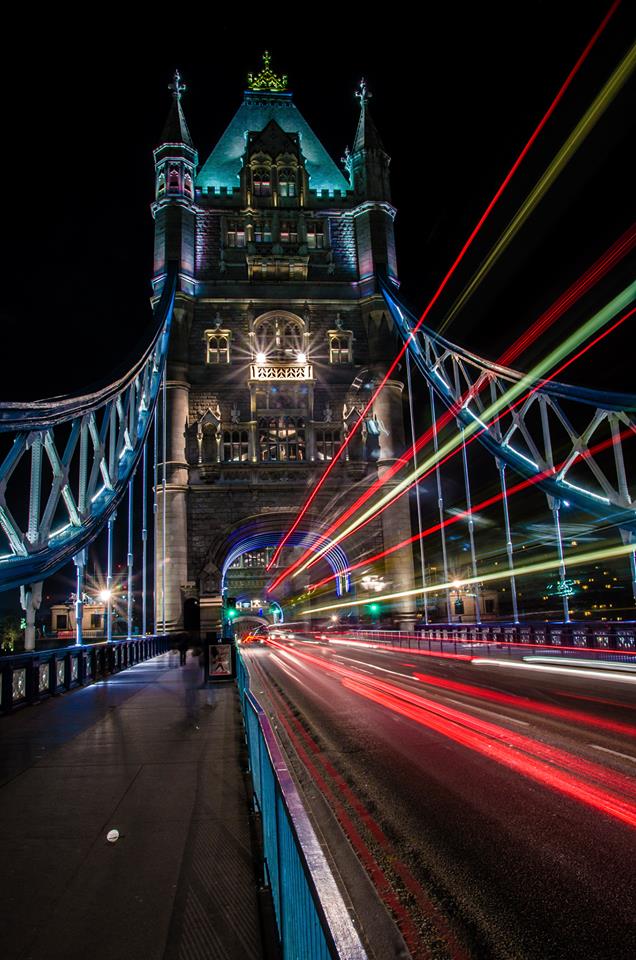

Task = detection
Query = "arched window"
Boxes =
[253,168,271,197]
[223,430,249,462]
[254,315,304,360]
[278,167,297,198]
[168,168,180,193]
[254,220,272,243]
[329,333,352,364]
[206,333,230,364]
[184,173,193,197]
[280,220,298,243]
[258,417,306,462]
[157,173,166,196]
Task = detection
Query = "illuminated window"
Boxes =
[253,168,271,197]
[206,333,230,364]
[157,173,166,196]
[223,430,249,462]
[226,221,246,248]
[306,220,325,249]
[90,613,102,629]
[254,220,272,243]
[254,315,304,359]
[184,173,193,197]
[316,429,341,461]
[280,220,298,244]
[278,168,297,197]
[329,333,352,363]
[168,168,180,193]
[259,416,306,461]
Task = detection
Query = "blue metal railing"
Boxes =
[237,651,367,960]
[0,635,171,714]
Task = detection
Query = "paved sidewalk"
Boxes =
[0,651,264,960]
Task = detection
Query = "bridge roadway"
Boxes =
[0,652,266,960]
[243,636,636,960]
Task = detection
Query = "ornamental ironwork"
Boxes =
[250,364,313,381]
[247,52,288,93]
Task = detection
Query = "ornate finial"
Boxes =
[169,69,187,102]
[213,310,222,329]
[356,78,372,107]
[247,51,288,92]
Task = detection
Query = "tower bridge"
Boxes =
[1,40,635,960]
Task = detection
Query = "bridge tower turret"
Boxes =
[152,70,198,292]
[153,72,198,632]
[349,80,397,289]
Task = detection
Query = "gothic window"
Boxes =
[254,220,272,243]
[226,221,246,247]
[316,429,341,461]
[278,168,297,197]
[157,173,166,196]
[168,168,180,193]
[184,173,193,197]
[206,333,230,364]
[253,168,271,197]
[258,416,306,462]
[280,220,298,244]
[306,220,325,249]
[329,333,352,363]
[222,430,249,462]
[254,315,304,359]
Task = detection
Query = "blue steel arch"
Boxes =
[222,530,351,596]
[0,265,177,591]
[379,276,636,533]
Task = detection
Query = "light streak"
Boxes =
[437,34,636,334]
[265,6,620,572]
[291,293,636,579]
[304,428,634,593]
[411,671,636,738]
[293,541,636,616]
[269,255,636,592]
[472,659,636,685]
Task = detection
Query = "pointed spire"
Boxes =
[160,69,194,147]
[353,78,386,154]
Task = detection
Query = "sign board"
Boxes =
[207,643,233,679]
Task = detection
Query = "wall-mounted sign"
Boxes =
[250,364,313,381]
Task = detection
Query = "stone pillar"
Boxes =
[20,582,42,651]
[373,378,417,628]
[156,359,190,633]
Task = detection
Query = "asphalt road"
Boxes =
[242,636,636,960]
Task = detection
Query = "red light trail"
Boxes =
[266,1,620,572]
[268,238,636,592]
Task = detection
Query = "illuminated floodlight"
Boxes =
[98,589,112,602]
[296,352,307,364]
[256,352,267,364]
[451,580,462,589]
[330,615,338,622]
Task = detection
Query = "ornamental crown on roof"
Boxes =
[247,51,288,92]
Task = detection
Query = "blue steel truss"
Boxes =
[0,266,176,592]
[380,277,636,535]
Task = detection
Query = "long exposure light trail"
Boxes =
[437,35,636,335]
[268,231,636,593]
[294,541,636,616]
[265,4,620,572]
[304,427,633,593]
[289,292,636,579]
[264,637,636,828]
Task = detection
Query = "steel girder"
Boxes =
[0,266,176,592]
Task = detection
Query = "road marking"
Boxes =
[334,656,411,679]
[472,659,636,684]
[590,744,636,763]
[444,698,530,726]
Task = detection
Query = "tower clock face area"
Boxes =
[153,55,415,633]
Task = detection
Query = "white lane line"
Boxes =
[471,659,636,684]
[444,698,530,726]
[589,744,636,764]
[333,655,410,679]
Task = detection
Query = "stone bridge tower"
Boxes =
[151,57,415,634]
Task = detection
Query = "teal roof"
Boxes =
[196,92,350,196]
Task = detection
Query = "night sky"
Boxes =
[2,4,633,399]
[0,5,634,616]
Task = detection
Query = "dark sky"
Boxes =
[1,2,633,399]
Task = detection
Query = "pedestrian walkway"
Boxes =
[0,651,265,960]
